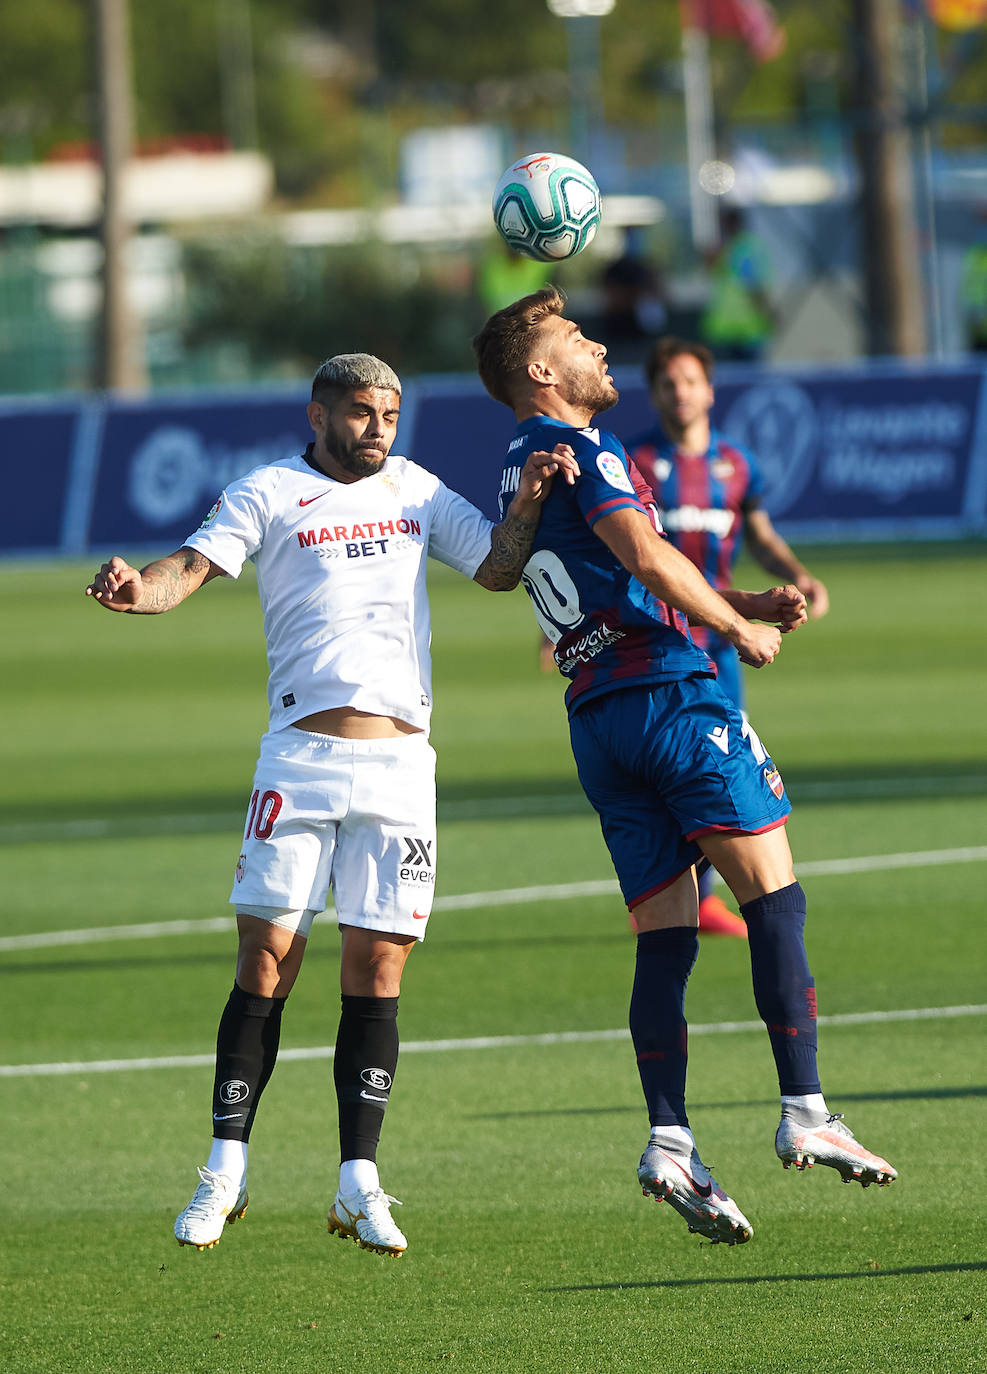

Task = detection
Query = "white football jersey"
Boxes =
[184,450,494,733]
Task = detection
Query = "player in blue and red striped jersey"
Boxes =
[473,288,896,1248]
[625,337,829,935]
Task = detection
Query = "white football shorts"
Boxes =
[230,726,437,941]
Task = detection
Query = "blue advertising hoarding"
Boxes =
[0,404,80,552]
[0,361,985,558]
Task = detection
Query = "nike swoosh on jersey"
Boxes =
[298,493,331,507]
[412,910,428,920]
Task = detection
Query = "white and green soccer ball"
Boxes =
[492,152,602,262]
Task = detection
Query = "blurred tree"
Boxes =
[181,231,484,375]
[3,2,986,199]
[0,3,89,156]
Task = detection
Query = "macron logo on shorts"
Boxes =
[708,725,730,754]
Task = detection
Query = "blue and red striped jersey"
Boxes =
[498,415,714,715]
[624,425,765,593]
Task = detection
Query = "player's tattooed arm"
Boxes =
[474,444,580,591]
[85,547,222,613]
[474,508,542,590]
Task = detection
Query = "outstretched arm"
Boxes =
[594,507,782,668]
[474,444,580,591]
[744,508,829,618]
[85,547,223,613]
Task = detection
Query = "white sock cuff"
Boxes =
[207,1137,248,1185]
[339,1157,380,1196]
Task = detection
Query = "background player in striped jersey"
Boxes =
[625,336,829,936]
[86,353,577,1260]
[473,289,896,1247]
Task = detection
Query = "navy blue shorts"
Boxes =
[569,677,790,910]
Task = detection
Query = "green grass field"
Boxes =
[2,545,985,1373]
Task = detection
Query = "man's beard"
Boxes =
[564,369,618,417]
[324,428,386,478]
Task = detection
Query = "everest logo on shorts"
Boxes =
[399,836,435,886]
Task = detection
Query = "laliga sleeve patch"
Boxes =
[596,452,635,493]
[199,495,223,529]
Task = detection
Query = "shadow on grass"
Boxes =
[545,1260,987,1292]
[2,759,987,839]
[0,927,631,975]
[471,1083,987,1120]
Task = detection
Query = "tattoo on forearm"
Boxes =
[133,549,211,612]
[477,511,540,590]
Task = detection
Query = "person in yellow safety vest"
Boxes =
[700,206,776,363]
[478,238,555,316]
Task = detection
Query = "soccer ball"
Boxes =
[492,152,602,262]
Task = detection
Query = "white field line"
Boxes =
[1,1004,984,1080]
[3,845,986,955]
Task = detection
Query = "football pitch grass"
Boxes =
[1,545,985,1373]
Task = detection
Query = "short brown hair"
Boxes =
[644,336,714,388]
[472,286,568,407]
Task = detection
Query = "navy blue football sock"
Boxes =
[629,925,699,1128]
[334,995,399,1163]
[740,882,821,1096]
[211,982,285,1142]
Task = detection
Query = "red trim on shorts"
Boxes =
[685,816,790,842]
[627,861,696,912]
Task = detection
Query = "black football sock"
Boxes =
[210,983,285,1142]
[741,882,821,1096]
[629,925,699,1128]
[334,994,399,1163]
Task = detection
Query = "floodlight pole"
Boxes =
[850,0,927,357]
[92,0,146,392]
[680,18,719,254]
[546,0,614,168]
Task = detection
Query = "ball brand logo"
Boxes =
[360,1068,392,1092]
[517,155,552,177]
[220,1079,249,1104]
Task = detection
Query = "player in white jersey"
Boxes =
[86,353,578,1258]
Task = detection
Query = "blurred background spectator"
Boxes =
[699,205,776,363]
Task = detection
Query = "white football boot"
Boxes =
[638,1137,753,1245]
[328,1186,407,1257]
[174,1165,248,1250]
[775,1113,897,1186]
